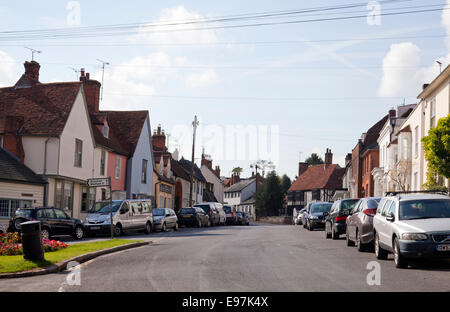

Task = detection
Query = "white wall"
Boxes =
[23,137,59,175]
[201,165,224,203]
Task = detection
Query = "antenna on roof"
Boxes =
[437,61,442,73]
[69,67,81,80]
[97,59,110,101]
[25,47,42,61]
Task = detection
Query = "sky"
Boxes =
[0,0,449,180]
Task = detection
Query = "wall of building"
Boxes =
[22,136,59,175]
[107,152,127,192]
[201,165,224,203]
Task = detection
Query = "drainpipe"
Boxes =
[154,181,161,208]
[43,138,50,206]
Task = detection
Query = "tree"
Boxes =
[305,153,324,166]
[280,174,292,195]
[387,160,412,192]
[422,115,450,190]
[232,167,243,176]
[255,171,284,217]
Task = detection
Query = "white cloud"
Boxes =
[132,6,218,47]
[184,69,219,88]
[0,50,19,87]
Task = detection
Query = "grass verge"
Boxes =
[0,239,141,274]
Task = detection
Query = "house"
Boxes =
[0,147,47,224]
[152,125,175,209]
[224,175,258,219]
[393,66,450,191]
[350,115,388,198]
[170,150,192,211]
[287,149,345,209]
[178,157,207,205]
[372,105,416,196]
[0,61,100,219]
[200,150,224,203]
[339,154,353,200]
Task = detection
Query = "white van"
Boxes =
[84,199,153,236]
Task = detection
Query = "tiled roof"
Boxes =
[171,158,191,181]
[178,158,207,183]
[225,178,255,193]
[362,115,389,150]
[105,111,148,157]
[0,82,82,136]
[288,164,344,192]
[0,147,46,185]
[91,124,128,156]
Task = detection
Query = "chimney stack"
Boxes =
[24,61,40,81]
[152,124,167,152]
[298,162,309,177]
[389,109,396,118]
[325,148,333,165]
[215,166,221,178]
[80,70,101,114]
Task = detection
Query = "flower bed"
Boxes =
[0,233,68,256]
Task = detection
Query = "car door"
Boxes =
[378,200,393,246]
[347,201,361,240]
[118,201,131,230]
[37,209,56,233]
[383,201,397,249]
[53,209,74,235]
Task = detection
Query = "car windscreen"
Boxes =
[180,208,195,214]
[194,205,211,213]
[311,203,332,213]
[14,209,33,218]
[341,200,359,214]
[90,202,122,214]
[153,208,165,216]
[223,206,232,213]
[399,199,450,220]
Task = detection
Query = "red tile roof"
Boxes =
[105,111,148,157]
[0,82,82,136]
[288,164,344,192]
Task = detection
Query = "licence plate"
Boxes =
[90,226,101,230]
[437,245,450,252]
[183,215,191,218]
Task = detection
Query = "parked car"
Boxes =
[325,199,360,240]
[306,202,332,231]
[346,197,381,250]
[224,205,237,225]
[178,207,210,227]
[214,203,227,225]
[235,211,248,225]
[241,212,250,226]
[373,193,450,269]
[84,199,153,237]
[194,203,223,226]
[9,207,85,240]
[302,202,316,228]
[295,208,306,225]
[153,208,178,232]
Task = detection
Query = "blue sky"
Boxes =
[0,0,449,179]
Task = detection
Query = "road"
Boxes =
[1,223,449,292]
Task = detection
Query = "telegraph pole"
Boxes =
[189,116,199,207]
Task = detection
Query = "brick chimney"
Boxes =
[1,116,25,163]
[24,61,40,81]
[214,166,221,178]
[80,69,101,114]
[325,148,333,165]
[231,172,240,185]
[389,109,396,118]
[298,162,309,177]
[201,153,213,170]
[152,125,167,152]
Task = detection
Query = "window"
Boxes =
[142,159,148,184]
[54,209,69,219]
[81,187,96,212]
[74,139,83,167]
[430,98,436,129]
[55,180,74,213]
[102,125,109,138]
[115,156,121,179]
[100,150,106,176]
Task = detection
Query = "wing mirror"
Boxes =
[386,213,395,222]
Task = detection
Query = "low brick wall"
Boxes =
[257,216,291,225]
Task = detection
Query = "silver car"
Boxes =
[85,199,154,236]
[373,193,450,268]
[153,208,179,232]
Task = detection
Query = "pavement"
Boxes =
[0,223,449,292]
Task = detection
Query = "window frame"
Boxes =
[74,139,83,168]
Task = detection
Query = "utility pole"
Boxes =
[189,116,199,207]
[97,59,110,101]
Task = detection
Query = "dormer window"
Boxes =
[102,125,109,138]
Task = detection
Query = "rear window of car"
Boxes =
[180,208,195,214]
[341,199,359,213]
[15,209,34,218]
[194,205,211,213]
[223,206,232,213]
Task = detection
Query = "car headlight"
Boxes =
[402,233,428,241]
[310,216,318,220]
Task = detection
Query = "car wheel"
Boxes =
[331,226,339,240]
[114,224,123,237]
[374,233,388,260]
[144,222,152,234]
[174,222,179,231]
[73,226,84,240]
[393,237,408,269]
[356,230,365,252]
[41,227,50,240]
[162,222,167,232]
[325,223,332,239]
[346,228,355,247]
